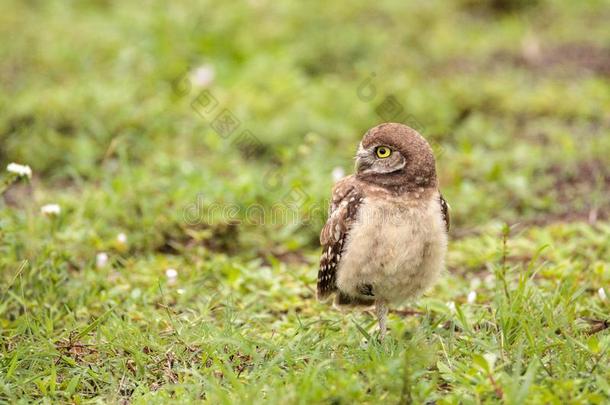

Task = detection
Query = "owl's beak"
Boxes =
[354,143,373,173]
[355,155,372,173]
[355,157,364,172]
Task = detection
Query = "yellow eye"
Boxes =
[375,146,392,158]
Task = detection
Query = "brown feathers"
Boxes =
[317,177,363,300]
[317,123,450,310]
[440,194,451,232]
[356,123,438,191]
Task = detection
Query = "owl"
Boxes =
[317,123,450,339]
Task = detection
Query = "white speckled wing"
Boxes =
[440,193,450,232]
[317,176,363,300]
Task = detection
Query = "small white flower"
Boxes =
[598,287,607,301]
[40,204,61,216]
[117,233,127,244]
[483,353,497,369]
[447,301,456,313]
[467,291,477,304]
[177,288,185,295]
[7,163,32,179]
[331,167,345,182]
[96,252,109,269]
[189,64,215,89]
[166,268,178,280]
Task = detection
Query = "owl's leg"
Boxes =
[375,300,388,340]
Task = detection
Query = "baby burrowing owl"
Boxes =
[317,123,449,339]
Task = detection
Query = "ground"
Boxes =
[0,0,609,403]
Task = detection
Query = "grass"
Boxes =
[1,0,609,403]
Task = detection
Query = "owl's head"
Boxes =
[354,123,437,190]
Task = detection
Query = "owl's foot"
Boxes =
[375,300,389,341]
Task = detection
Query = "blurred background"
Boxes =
[1,0,609,255]
[1,0,609,401]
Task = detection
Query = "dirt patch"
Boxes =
[2,182,34,208]
[155,221,241,255]
[519,159,609,226]
[439,42,610,78]
[260,249,311,266]
[512,42,610,77]
[460,0,537,15]
[544,159,610,221]
[451,159,610,239]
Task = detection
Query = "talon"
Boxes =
[358,283,374,296]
